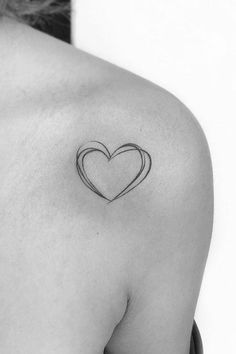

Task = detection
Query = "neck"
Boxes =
[0,16,24,47]
[0,16,31,75]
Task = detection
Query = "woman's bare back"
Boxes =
[0,17,213,354]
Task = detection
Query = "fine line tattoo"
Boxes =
[76,141,152,203]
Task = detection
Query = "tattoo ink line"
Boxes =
[76,141,152,203]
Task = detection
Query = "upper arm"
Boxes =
[103,89,214,354]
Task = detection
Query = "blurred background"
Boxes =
[38,1,236,353]
[33,0,71,43]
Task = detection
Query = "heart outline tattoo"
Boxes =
[76,141,152,202]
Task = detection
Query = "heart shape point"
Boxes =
[76,141,152,202]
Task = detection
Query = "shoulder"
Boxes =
[31,27,214,353]
[66,49,214,294]
[96,63,214,260]
[0,21,214,352]
[2,16,214,285]
[71,56,214,211]
[0,19,214,236]
[51,40,214,247]
[94,64,214,354]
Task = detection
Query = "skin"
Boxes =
[0,16,214,354]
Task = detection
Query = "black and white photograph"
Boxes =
[0,1,234,353]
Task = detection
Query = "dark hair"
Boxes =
[0,0,70,26]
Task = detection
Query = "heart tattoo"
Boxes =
[76,141,152,202]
